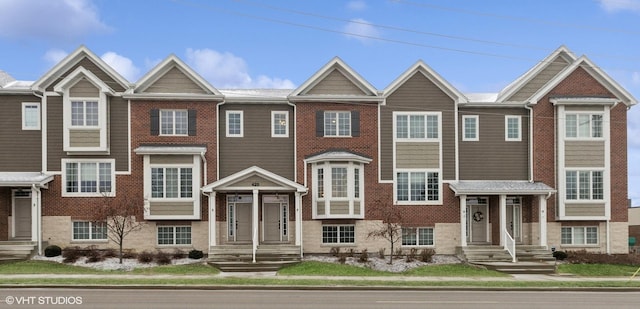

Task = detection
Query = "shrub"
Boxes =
[172,248,186,260]
[406,248,418,262]
[347,248,355,257]
[188,249,204,259]
[337,255,346,264]
[44,245,62,257]
[329,247,341,257]
[378,248,386,259]
[420,248,435,263]
[564,250,640,265]
[102,248,118,258]
[62,246,82,263]
[122,250,137,259]
[394,248,403,258]
[85,248,104,263]
[137,250,155,263]
[155,251,172,265]
[358,249,369,263]
[553,250,568,261]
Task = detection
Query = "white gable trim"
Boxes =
[202,166,307,193]
[53,67,114,95]
[382,60,467,103]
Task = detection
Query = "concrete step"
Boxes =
[209,260,299,272]
[0,242,36,261]
[477,261,557,274]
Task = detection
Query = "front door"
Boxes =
[506,197,522,242]
[235,203,252,242]
[467,198,488,243]
[262,195,288,242]
[13,191,31,239]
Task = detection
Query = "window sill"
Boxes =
[71,240,108,244]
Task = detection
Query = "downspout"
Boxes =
[215,100,226,181]
[33,91,46,174]
[525,103,534,182]
[606,101,619,255]
[32,184,42,255]
[287,100,305,258]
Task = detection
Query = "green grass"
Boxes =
[0,260,108,274]
[403,264,508,277]
[278,261,508,277]
[131,263,219,275]
[558,263,640,277]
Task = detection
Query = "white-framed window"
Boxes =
[313,162,365,217]
[63,159,114,196]
[396,170,440,204]
[151,167,193,198]
[561,226,598,245]
[71,100,99,127]
[22,102,40,130]
[402,227,434,246]
[157,226,192,245]
[160,110,188,136]
[324,111,351,137]
[565,113,603,139]
[395,112,439,140]
[565,170,604,200]
[272,111,289,137]
[226,110,243,137]
[505,115,521,141]
[72,221,107,241]
[322,225,355,244]
[462,115,478,141]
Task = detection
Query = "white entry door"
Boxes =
[13,191,32,239]
[262,195,288,243]
[467,197,489,243]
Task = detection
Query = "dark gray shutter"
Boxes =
[351,111,360,137]
[188,109,197,136]
[150,109,159,136]
[316,110,324,137]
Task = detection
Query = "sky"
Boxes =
[0,0,639,205]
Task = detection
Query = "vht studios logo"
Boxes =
[4,295,83,305]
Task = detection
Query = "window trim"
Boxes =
[565,112,604,140]
[226,110,243,137]
[321,224,355,245]
[62,159,115,197]
[157,225,192,246]
[312,162,365,219]
[323,111,351,137]
[505,115,522,142]
[395,169,441,205]
[70,99,100,128]
[271,111,289,137]
[149,166,194,201]
[462,115,479,141]
[160,109,188,136]
[393,111,441,142]
[22,102,41,130]
[401,227,435,247]
[565,170,604,201]
[561,226,598,246]
[71,221,108,242]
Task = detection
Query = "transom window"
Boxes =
[272,111,289,137]
[561,226,598,245]
[402,227,434,246]
[566,114,603,139]
[71,100,99,127]
[72,221,107,241]
[505,115,521,141]
[151,167,193,198]
[226,111,243,137]
[324,111,351,137]
[396,170,440,203]
[462,115,478,141]
[157,226,192,245]
[64,160,114,196]
[22,102,40,130]
[565,170,603,200]
[396,113,439,140]
[322,225,355,244]
[160,110,188,135]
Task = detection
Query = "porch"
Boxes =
[208,244,301,272]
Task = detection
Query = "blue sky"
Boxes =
[1,0,639,205]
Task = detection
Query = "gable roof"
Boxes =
[0,70,15,88]
[202,166,307,193]
[382,60,467,103]
[52,66,114,95]
[32,45,130,92]
[289,57,381,103]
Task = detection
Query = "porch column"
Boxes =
[252,189,259,263]
[459,195,467,247]
[499,194,507,246]
[538,194,548,247]
[208,192,217,247]
[295,192,302,247]
[31,186,41,255]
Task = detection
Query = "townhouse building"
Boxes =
[0,46,635,265]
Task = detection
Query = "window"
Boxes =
[402,227,434,246]
[505,115,521,141]
[314,162,365,217]
[462,115,478,141]
[226,111,243,137]
[151,167,193,198]
[561,226,598,245]
[71,100,99,127]
[396,171,440,203]
[72,221,107,241]
[160,110,188,135]
[63,160,114,196]
[395,113,439,140]
[272,111,289,137]
[22,102,40,130]
[566,114,603,139]
[324,111,351,137]
[157,226,192,245]
[322,225,355,244]
[565,170,604,200]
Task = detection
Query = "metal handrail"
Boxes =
[504,228,516,263]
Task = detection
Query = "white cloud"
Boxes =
[343,18,380,44]
[44,49,69,66]
[185,48,294,89]
[101,52,140,82]
[598,0,640,12]
[0,0,110,41]
[347,1,367,11]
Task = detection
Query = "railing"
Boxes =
[503,228,516,263]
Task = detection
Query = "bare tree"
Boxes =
[94,195,144,263]
[367,199,403,264]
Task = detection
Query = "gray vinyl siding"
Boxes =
[0,95,42,171]
[69,129,100,147]
[47,95,64,171]
[396,142,439,169]
[219,104,295,179]
[306,69,366,95]
[149,201,195,216]
[150,155,192,165]
[565,141,605,167]
[458,107,529,180]
[109,97,129,172]
[565,203,606,217]
[380,72,456,180]
[507,57,569,102]
[145,67,206,94]
[69,79,99,97]
[45,58,126,93]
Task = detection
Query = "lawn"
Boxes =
[277,261,509,277]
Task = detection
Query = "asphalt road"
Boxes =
[1,289,639,309]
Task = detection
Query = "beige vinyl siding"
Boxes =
[45,58,126,92]
[219,104,295,179]
[47,96,64,171]
[565,141,605,167]
[396,142,439,169]
[381,72,456,180]
[354,201,361,215]
[69,79,99,97]
[145,67,206,94]
[69,129,100,147]
[317,201,325,216]
[458,107,529,180]
[565,203,606,217]
[232,175,279,188]
[329,201,350,215]
[507,57,570,102]
[306,69,367,95]
[150,155,192,165]
[149,201,195,216]
[0,95,42,171]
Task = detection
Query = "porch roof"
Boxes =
[202,166,307,193]
[449,180,555,196]
[134,145,207,155]
[0,172,54,188]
